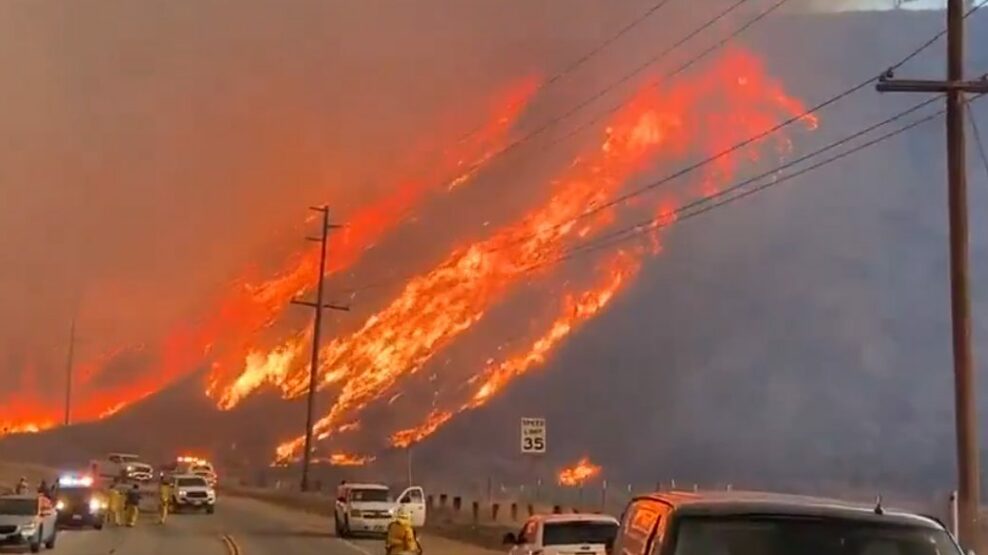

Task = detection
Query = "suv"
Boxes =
[503,513,619,555]
[0,495,57,553]
[169,474,216,514]
[613,490,963,555]
[334,483,426,537]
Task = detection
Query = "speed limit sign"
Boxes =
[520,417,546,454]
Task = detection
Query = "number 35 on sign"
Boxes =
[520,417,546,454]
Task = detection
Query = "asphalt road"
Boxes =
[42,495,499,555]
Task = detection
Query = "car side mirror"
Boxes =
[502,532,517,545]
[399,496,410,504]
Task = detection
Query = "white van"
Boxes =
[333,483,425,537]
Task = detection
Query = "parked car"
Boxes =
[0,494,58,552]
[503,513,619,555]
[612,490,963,555]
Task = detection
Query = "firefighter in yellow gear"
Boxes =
[385,507,422,555]
[157,481,172,524]
[108,485,124,526]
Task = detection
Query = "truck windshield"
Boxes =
[177,478,208,487]
[671,515,961,555]
[351,489,389,502]
[0,499,37,516]
[543,521,618,546]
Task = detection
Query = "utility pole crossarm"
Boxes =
[289,299,351,311]
[876,78,988,93]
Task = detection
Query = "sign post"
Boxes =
[521,417,546,506]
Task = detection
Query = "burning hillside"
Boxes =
[1,45,815,468]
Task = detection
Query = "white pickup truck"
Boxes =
[333,483,425,537]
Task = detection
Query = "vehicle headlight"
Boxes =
[55,500,65,511]
[89,498,101,513]
[177,490,187,497]
[19,523,37,535]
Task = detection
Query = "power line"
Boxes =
[449,0,677,148]
[967,98,988,180]
[337,3,985,297]
[544,0,677,88]
[527,0,793,160]
[448,0,759,180]
[543,99,963,269]
[483,0,988,256]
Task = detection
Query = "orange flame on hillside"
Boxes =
[391,252,639,448]
[0,79,539,435]
[272,80,683,462]
[558,457,602,486]
[314,452,377,467]
[273,48,813,461]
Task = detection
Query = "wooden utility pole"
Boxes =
[877,0,988,548]
[63,313,77,426]
[291,205,348,492]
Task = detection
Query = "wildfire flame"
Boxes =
[390,252,640,448]
[558,457,602,486]
[314,452,377,467]
[0,78,539,435]
[273,48,814,461]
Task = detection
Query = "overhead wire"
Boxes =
[445,0,759,180]
[967,98,988,181]
[540,97,957,270]
[448,0,678,147]
[480,0,988,256]
[338,1,986,297]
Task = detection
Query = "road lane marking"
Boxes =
[339,539,373,555]
[220,533,242,555]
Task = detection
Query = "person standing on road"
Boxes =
[36,479,51,500]
[124,484,141,527]
[157,480,172,524]
[108,482,124,526]
[14,477,28,495]
[385,507,422,555]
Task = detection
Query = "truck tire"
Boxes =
[206,505,215,515]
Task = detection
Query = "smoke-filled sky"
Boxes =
[4,0,988,493]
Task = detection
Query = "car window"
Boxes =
[669,516,961,555]
[350,488,390,502]
[176,477,208,487]
[109,455,120,463]
[0,499,38,515]
[400,489,423,503]
[543,521,618,546]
